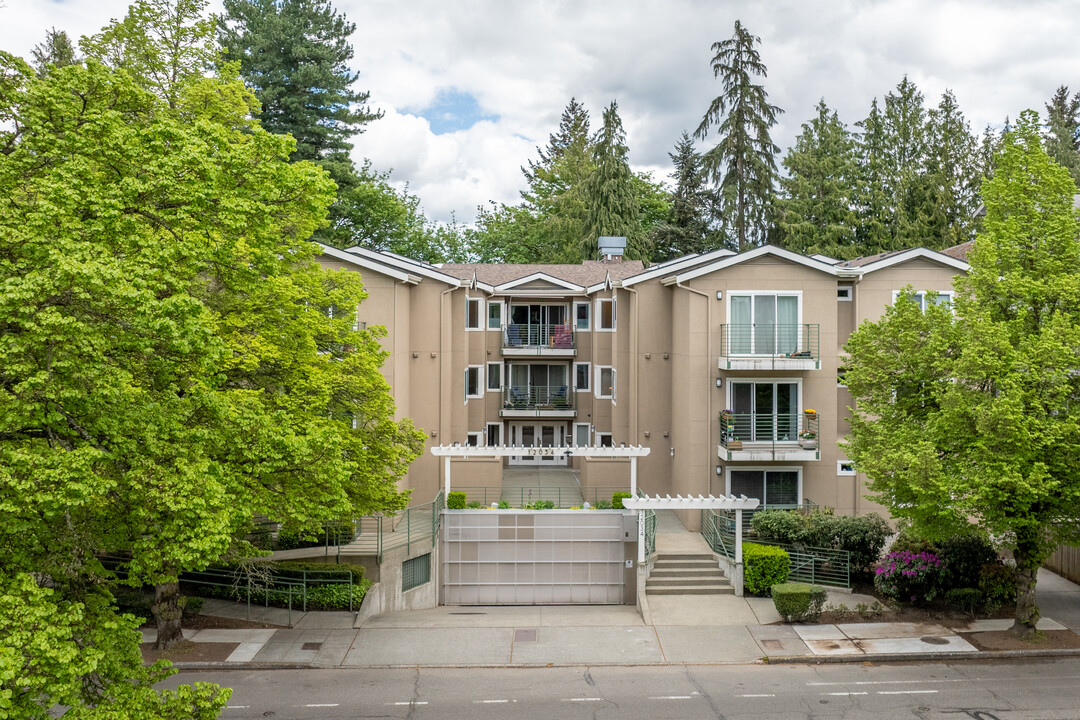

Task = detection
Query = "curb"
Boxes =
[765,647,1080,664]
[171,662,317,671]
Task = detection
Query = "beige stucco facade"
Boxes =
[317,244,968,523]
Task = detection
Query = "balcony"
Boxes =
[718,410,820,461]
[717,324,820,370]
[502,323,576,356]
[500,385,577,417]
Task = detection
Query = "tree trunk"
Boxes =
[152,580,185,650]
[1011,533,1042,641]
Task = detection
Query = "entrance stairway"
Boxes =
[645,553,733,596]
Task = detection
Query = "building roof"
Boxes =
[437,260,645,288]
[839,247,969,273]
[941,241,973,261]
[667,245,864,284]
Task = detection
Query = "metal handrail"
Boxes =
[719,411,819,450]
[501,384,576,412]
[503,322,576,352]
[718,323,819,360]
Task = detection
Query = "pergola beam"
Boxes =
[431,444,651,458]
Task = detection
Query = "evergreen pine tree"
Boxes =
[775,99,859,258]
[695,20,782,252]
[1044,85,1080,184]
[652,132,712,261]
[582,101,644,260]
[923,89,981,249]
[31,27,79,76]
[854,98,893,253]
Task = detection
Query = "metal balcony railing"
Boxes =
[503,323,576,353]
[718,324,819,363]
[719,411,820,451]
[501,384,576,413]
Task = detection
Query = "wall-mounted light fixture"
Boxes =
[430,352,437,358]
[716,290,723,300]
[643,431,651,438]
[715,377,723,388]
[644,352,651,359]
[412,352,419,358]
[663,431,669,438]
[716,465,723,475]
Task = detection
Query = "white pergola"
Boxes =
[429,444,651,497]
[622,494,760,566]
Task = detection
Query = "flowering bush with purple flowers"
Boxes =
[873,550,944,604]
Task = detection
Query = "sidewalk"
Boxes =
[161,568,1080,668]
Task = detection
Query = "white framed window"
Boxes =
[465,297,482,330]
[727,379,801,442]
[486,422,502,447]
[837,286,852,301]
[574,362,591,391]
[574,301,591,331]
[465,366,482,401]
[595,366,615,401]
[891,290,953,311]
[487,301,502,330]
[466,432,482,447]
[595,431,613,447]
[727,467,802,508]
[573,422,591,447]
[596,298,616,331]
[837,460,856,476]
[837,368,848,387]
[486,362,502,391]
[727,291,802,355]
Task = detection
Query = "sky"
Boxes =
[3,0,1079,225]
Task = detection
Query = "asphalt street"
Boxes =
[163,658,1080,719]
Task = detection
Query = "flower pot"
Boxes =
[727,440,743,450]
[798,437,817,449]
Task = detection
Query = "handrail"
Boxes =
[450,485,630,508]
[719,411,819,450]
[718,323,819,359]
[503,322,576,352]
[501,384,576,413]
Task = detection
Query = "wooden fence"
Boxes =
[1045,545,1080,584]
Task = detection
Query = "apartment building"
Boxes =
[317,239,968,529]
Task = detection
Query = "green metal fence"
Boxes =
[717,323,820,367]
[338,492,443,564]
[752,540,851,588]
[700,508,737,561]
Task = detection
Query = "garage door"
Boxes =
[441,511,627,604]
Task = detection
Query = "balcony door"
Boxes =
[730,381,799,442]
[730,294,799,355]
[508,304,568,346]
[508,363,569,407]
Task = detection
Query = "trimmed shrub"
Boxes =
[749,510,807,544]
[771,582,827,622]
[874,550,943,604]
[831,514,891,575]
[750,509,890,576]
[180,595,204,620]
[743,543,790,596]
[611,492,631,509]
[944,588,982,615]
[446,491,467,509]
[979,562,1017,612]
[937,534,997,591]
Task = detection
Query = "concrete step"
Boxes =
[646,584,735,595]
[652,560,717,570]
[656,553,718,561]
[647,576,728,587]
[649,569,725,580]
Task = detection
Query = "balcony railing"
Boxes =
[717,324,819,369]
[500,384,576,415]
[502,323,576,354]
[719,411,820,460]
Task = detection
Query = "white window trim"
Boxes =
[594,431,612,448]
[574,300,591,331]
[574,362,591,392]
[837,286,852,302]
[724,290,804,355]
[725,466,803,506]
[466,431,483,447]
[595,365,615,402]
[486,362,502,392]
[465,296,482,331]
[487,300,502,331]
[485,422,503,447]
[891,289,954,311]
[595,297,616,332]
[726,378,803,414]
[465,365,483,402]
[837,460,856,476]
[573,422,591,448]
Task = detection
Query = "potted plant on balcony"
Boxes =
[798,430,817,449]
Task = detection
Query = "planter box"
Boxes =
[798,438,817,449]
[727,440,743,450]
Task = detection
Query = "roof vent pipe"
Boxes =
[597,236,626,262]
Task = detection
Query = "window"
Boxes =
[596,366,615,401]
[487,301,502,330]
[402,553,431,591]
[837,368,848,387]
[728,469,800,507]
[597,298,616,331]
[729,292,800,355]
[466,432,482,447]
[837,286,852,301]
[573,423,591,447]
[837,461,856,476]
[595,432,613,447]
[465,366,482,400]
[465,297,481,330]
[574,362,590,391]
[486,422,502,446]
[486,362,502,391]
[892,290,953,311]
[728,380,799,441]
[574,301,591,331]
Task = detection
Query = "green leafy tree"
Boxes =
[30,27,79,76]
[844,110,1080,640]
[1044,85,1080,184]
[652,132,713,261]
[775,99,859,258]
[582,101,645,260]
[0,34,421,715]
[695,20,783,251]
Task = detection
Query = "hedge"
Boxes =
[446,491,467,509]
[743,542,790,596]
[749,509,890,575]
[771,582,827,623]
[611,492,631,509]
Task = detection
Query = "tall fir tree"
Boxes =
[652,132,713,261]
[582,101,644,260]
[1044,85,1080,184]
[695,20,782,252]
[775,99,859,259]
[883,76,931,248]
[854,97,893,252]
[30,27,79,76]
[923,89,981,249]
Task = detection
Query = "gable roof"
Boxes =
[318,244,424,284]
[840,247,969,273]
[336,245,465,286]
[665,245,863,284]
[620,247,737,287]
[493,272,586,292]
[437,260,644,290]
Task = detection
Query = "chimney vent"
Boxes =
[597,236,626,262]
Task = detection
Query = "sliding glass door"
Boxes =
[730,381,799,442]
[730,294,799,355]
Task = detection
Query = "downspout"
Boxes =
[624,284,639,442]
[848,271,863,515]
[439,284,457,492]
